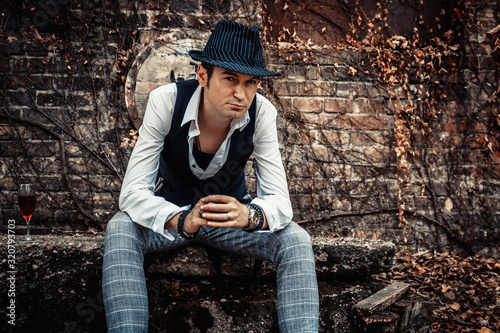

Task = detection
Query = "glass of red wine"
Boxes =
[18,184,36,242]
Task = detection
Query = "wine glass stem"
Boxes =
[26,219,31,241]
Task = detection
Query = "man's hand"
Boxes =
[196,195,248,229]
[164,199,209,233]
[166,194,267,233]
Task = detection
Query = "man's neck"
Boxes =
[196,94,231,154]
[198,89,231,133]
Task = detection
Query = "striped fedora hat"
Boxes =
[189,20,279,77]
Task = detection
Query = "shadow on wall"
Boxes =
[265,0,451,44]
[125,39,204,129]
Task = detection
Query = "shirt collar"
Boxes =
[180,84,251,132]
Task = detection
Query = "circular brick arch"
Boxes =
[124,39,204,129]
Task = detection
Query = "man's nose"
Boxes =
[233,83,245,101]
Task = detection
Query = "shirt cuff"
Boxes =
[152,204,191,240]
[251,198,279,233]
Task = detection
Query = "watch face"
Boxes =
[244,204,263,232]
[249,207,257,225]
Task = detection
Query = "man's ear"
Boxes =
[197,64,208,88]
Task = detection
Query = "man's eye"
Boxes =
[225,77,235,81]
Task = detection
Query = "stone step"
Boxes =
[146,236,396,279]
[0,234,396,332]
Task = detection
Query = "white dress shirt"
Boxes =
[119,82,293,240]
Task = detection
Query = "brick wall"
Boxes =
[1,0,498,254]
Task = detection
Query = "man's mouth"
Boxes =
[229,103,246,110]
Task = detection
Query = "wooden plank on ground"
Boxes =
[353,282,411,316]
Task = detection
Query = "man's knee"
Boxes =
[105,211,132,233]
[104,211,144,246]
[274,223,313,257]
[282,223,312,244]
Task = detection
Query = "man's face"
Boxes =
[198,65,260,120]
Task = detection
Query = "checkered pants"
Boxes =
[102,211,319,332]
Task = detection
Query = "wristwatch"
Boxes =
[243,203,264,232]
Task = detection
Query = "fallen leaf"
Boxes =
[441,284,451,292]
[485,279,498,289]
[412,264,426,276]
[479,327,494,333]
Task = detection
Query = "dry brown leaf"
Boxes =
[485,279,498,289]
[487,24,500,36]
[478,327,494,333]
[443,290,456,300]
[441,284,453,293]
[412,264,426,276]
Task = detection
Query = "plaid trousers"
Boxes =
[102,211,319,332]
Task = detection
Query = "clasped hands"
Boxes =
[179,195,251,234]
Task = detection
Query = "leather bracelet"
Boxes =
[243,203,264,232]
[177,209,198,240]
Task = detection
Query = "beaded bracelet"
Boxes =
[177,209,198,240]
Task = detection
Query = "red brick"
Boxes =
[32,157,63,174]
[294,164,353,181]
[316,130,349,146]
[276,97,292,114]
[293,98,322,113]
[305,66,321,80]
[289,178,329,194]
[325,98,386,114]
[324,99,348,113]
[286,129,316,145]
[0,125,30,140]
[350,132,391,146]
[362,99,386,114]
[337,115,394,131]
[273,80,333,97]
[362,146,392,163]
[300,113,337,130]
[0,176,17,191]
[304,145,325,162]
[0,141,57,157]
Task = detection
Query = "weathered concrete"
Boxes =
[146,236,396,279]
[0,234,395,332]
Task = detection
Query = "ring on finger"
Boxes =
[227,213,231,221]
[199,209,203,217]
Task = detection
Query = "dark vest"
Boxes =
[155,80,256,206]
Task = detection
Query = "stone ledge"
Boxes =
[0,234,395,278]
[146,236,396,279]
[0,234,396,332]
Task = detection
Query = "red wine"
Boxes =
[18,195,36,219]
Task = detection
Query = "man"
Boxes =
[102,20,319,332]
